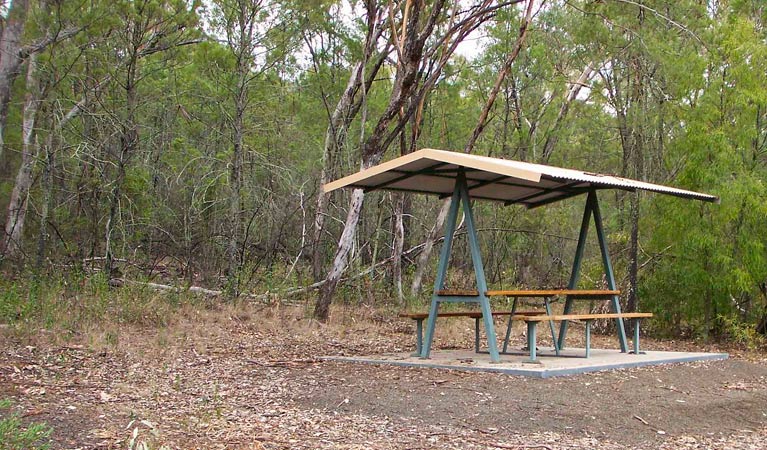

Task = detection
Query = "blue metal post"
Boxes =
[633,319,640,354]
[527,321,537,362]
[591,191,629,353]
[502,297,518,353]
[459,173,500,363]
[420,180,462,359]
[557,194,593,350]
[414,319,423,356]
[585,320,592,358]
[544,297,559,356]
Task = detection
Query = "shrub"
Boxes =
[0,399,52,450]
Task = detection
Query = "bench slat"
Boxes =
[398,310,541,320]
[434,289,621,297]
[486,289,620,297]
[434,289,480,296]
[511,312,653,322]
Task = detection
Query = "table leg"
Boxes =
[502,297,518,353]
[585,319,592,358]
[413,319,423,356]
[544,297,559,355]
[475,317,480,353]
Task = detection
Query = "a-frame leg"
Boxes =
[557,190,628,353]
[420,180,461,359]
[459,175,500,362]
[591,191,629,352]
[557,193,592,351]
[420,173,500,363]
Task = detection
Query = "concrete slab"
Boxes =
[322,348,729,378]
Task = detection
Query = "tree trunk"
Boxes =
[410,198,450,295]
[35,138,54,270]
[105,46,139,275]
[312,62,364,281]
[227,63,247,296]
[409,0,535,296]
[314,185,366,320]
[1,54,39,259]
[627,189,640,313]
[0,0,29,163]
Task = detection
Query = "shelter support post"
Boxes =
[420,172,501,362]
[557,190,629,353]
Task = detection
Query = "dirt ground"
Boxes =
[2,305,767,449]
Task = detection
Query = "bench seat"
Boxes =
[435,289,620,298]
[400,310,652,361]
[399,310,541,355]
[508,312,654,361]
[398,310,541,320]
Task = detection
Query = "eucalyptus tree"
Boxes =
[0,0,84,260]
[96,0,200,274]
[306,1,389,283]
[314,0,531,321]
[206,0,300,296]
[643,0,767,337]
[0,0,80,164]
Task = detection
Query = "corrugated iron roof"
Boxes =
[323,148,718,207]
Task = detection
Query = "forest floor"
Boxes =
[1,302,767,449]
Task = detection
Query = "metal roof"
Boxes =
[323,148,719,207]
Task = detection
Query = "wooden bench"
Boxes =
[510,312,654,361]
[404,289,642,359]
[434,289,622,354]
[435,289,620,298]
[399,310,540,355]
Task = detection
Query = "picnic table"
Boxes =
[323,149,717,362]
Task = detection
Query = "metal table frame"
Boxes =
[420,175,629,363]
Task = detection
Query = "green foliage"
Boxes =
[1,0,767,342]
[0,399,52,450]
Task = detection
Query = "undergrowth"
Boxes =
[0,272,203,341]
[0,399,52,450]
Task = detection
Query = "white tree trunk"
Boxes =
[314,186,365,320]
[312,62,364,280]
[2,54,39,258]
[0,0,29,162]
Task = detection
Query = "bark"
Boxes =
[1,54,39,259]
[314,0,448,320]
[0,0,29,163]
[312,62,364,281]
[105,32,141,275]
[314,185,366,320]
[392,192,406,302]
[409,0,536,296]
